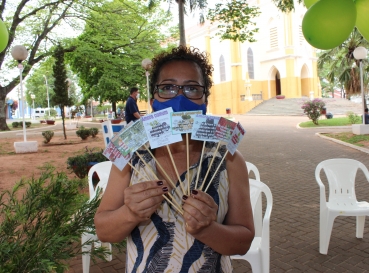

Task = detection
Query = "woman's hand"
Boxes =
[124,180,169,221]
[182,189,218,235]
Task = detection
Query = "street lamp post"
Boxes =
[11,45,38,153]
[141,58,152,114]
[43,75,50,117]
[30,94,35,120]
[353,46,368,125]
[11,45,28,142]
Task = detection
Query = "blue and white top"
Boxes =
[125,142,232,273]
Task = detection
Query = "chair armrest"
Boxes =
[315,166,327,204]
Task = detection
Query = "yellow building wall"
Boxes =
[301,78,310,97]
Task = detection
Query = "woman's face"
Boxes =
[154,60,206,105]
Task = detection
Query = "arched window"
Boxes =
[247,48,255,79]
[219,55,226,82]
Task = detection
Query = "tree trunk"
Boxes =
[177,0,186,46]
[112,102,117,119]
[61,106,67,140]
[0,86,13,131]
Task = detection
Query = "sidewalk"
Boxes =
[67,115,369,273]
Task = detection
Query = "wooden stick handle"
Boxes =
[194,141,206,190]
[186,133,190,195]
[133,151,183,213]
[199,142,221,191]
[166,145,186,194]
[204,150,228,193]
[143,144,183,198]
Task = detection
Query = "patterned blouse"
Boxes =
[126,142,232,273]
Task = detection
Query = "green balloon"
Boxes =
[302,0,356,50]
[304,0,319,9]
[0,19,8,53]
[355,0,369,42]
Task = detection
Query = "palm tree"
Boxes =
[318,28,369,105]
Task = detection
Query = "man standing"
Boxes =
[125,87,141,124]
[365,108,369,124]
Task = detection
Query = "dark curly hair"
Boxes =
[149,46,213,101]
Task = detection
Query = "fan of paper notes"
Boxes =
[103,107,246,215]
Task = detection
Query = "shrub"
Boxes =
[12,121,19,128]
[0,165,114,273]
[89,127,99,138]
[25,121,31,128]
[67,146,107,178]
[301,99,326,125]
[346,111,360,124]
[76,126,90,140]
[42,130,54,144]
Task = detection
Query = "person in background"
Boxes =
[365,108,369,124]
[124,87,140,124]
[95,46,255,273]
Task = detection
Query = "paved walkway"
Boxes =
[66,115,369,273]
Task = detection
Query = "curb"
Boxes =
[315,132,369,154]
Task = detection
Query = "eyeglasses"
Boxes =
[155,84,205,100]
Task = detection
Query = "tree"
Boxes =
[52,44,72,139]
[147,0,299,46]
[148,0,207,46]
[66,0,174,117]
[206,0,260,43]
[0,0,101,131]
[318,28,369,104]
[25,57,77,111]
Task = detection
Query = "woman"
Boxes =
[95,46,254,273]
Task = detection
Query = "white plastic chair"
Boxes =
[315,158,369,254]
[82,161,113,273]
[231,178,273,273]
[246,161,261,181]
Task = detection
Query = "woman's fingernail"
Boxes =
[162,186,168,192]
[182,195,188,200]
[191,189,198,195]
[157,181,163,186]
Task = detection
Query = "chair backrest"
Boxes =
[88,161,113,199]
[315,158,369,203]
[246,161,261,181]
[249,179,273,239]
[101,120,126,147]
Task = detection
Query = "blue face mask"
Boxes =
[152,95,207,114]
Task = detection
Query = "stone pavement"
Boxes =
[67,115,369,273]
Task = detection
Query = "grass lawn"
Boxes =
[6,121,52,130]
[299,117,362,128]
[322,132,369,147]
[299,117,369,148]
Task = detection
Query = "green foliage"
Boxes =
[324,132,369,147]
[42,130,55,144]
[67,147,107,178]
[0,165,106,273]
[271,0,302,12]
[346,111,361,124]
[318,28,369,99]
[301,99,326,125]
[76,126,91,140]
[207,0,260,43]
[299,116,361,127]
[52,44,72,140]
[89,127,99,138]
[66,0,172,109]
[11,121,31,128]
